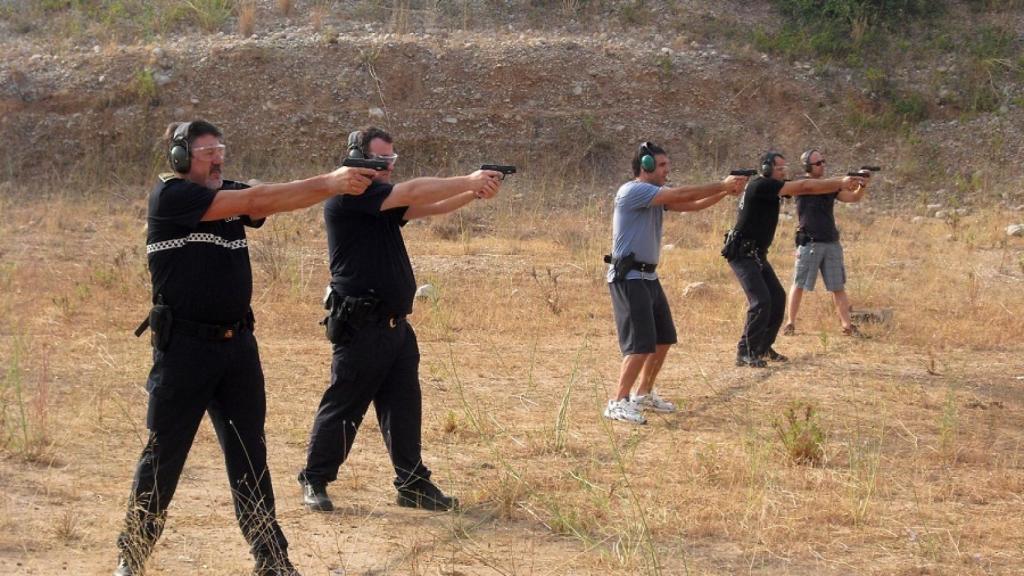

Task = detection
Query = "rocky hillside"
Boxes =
[1,0,1022,206]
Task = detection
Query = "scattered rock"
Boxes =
[662,243,676,251]
[415,284,437,300]
[911,216,924,223]
[850,307,892,325]
[368,107,385,118]
[682,282,709,298]
[1007,224,1024,237]
[934,210,948,219]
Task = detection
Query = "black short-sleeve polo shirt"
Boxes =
[146,176,263,324]
[734,176,785,250]
[324,181,416,315]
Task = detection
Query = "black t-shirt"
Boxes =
[734,176,785,249]
[795,191,840,242]
[324,181,415,315]
[146,176,264,324]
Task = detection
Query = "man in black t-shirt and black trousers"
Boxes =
[783,149,869,337]
[113,120,376,576]
[297,127,502,513]
[723,152,865,367]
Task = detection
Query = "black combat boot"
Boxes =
[298,478,333,512]
[396,478,459,511]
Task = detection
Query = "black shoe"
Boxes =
[299,479,333,512]
[765,348,789,362]
[112,556,138,576]
[396,479,459,511]
[736,354,767,368]
[253,556,301,576]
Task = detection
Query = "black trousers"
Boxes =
[729,255,786,358]
[117,329,287,566]
[299,318,429,489]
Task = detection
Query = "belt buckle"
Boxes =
[388,316,398,329]
[223,328,234,340]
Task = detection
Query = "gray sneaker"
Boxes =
[603,398,647,424]
[630,392,677,413]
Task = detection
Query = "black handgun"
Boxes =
[342,157,390,171]
[730,169,758,177]
[847,165,881,177]
[481,164,517,178]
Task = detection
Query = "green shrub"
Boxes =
[773,401,826,466]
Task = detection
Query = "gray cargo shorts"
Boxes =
[792,241,846,292]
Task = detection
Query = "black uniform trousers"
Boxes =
[729,254,787,358]
[117,328,287,566]
[299,318,430,489]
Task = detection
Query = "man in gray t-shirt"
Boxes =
[604,141,746,424]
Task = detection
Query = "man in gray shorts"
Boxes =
[604,141,745,424]
[783,148,869,337]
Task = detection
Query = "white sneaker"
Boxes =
[630,392,677,413]
[603,398,647,424]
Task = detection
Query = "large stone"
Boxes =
[1007,224,1024,237]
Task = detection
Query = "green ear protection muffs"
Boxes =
[168,122,193,173]
[639,141,655,172]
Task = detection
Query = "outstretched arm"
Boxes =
[650,174,745,206]
[782,175,864,197]
[405,191,479,220]
[382,170,501,210]
[664,188,733,212]
[201,166,376,221]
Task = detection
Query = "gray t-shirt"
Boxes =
[607,180,662,282]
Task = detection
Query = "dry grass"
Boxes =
[1,177,1023,574]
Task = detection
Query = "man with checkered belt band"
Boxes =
[113,120,377,576]
[782,148,870,338]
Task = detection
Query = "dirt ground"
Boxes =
[1,191,1022,575]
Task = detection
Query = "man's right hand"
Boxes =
[328,166,376,196]
[723,174,747,195]
[468,169,502,198]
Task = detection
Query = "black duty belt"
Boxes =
[174,316,252,341]
[365,311,407,329]
[603,254,657,273]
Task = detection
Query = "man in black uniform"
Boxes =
[723,152,865,367]
[782,148,869,337]
[113,120,376,576]
[297,127,502,513]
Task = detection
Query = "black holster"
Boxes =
[148,295,173,351]
[320,287,380,345]
[795,229,812,247]
[721,230,742,261]
[604,252,637,282]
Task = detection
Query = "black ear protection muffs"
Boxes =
[639,141,655,172]
[760,151,781,178]
[800,148,819,173]
[168,122,193,173]
[347,130,365,159]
